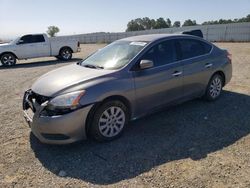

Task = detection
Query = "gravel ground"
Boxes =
[0,43,250,188]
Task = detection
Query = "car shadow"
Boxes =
[30,90,250,185]
[0,58,82,69]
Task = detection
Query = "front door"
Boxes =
[15,35,49,59]
[132,39,183,115]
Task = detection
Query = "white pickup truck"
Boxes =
[0,34,81,66]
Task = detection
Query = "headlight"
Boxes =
[46,90,85,110]
[40,90,86,117]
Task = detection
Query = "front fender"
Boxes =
[0,50,18,59]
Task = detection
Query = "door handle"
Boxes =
[205,63,213,68]
[172,71,183,77]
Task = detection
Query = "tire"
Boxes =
[90,100,129,142]
[59,47,72,61]
[0,53,16,66]
[204,74,223,101]
[55,55,62,60]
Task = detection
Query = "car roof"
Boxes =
[119,33,191,42]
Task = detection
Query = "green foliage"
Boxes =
[47,26,60,37]
[126,17,174,31]
[173,21,181,27]
[166,18,172,27]
[182,19,197,27]
[126,14,250,31]
[154,17,169,29]
[202,14,250,25]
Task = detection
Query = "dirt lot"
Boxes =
[0,43,250,187]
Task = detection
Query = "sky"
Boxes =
[0,0,250,39]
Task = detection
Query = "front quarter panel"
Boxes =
[79,71,136,117]
[0,45,19,58]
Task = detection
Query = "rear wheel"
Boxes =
[204,74,223,101]
[1,53,16,66]
[90,100,129,142]
[59,47,72,61]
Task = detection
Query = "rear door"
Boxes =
[31,35,50,57]
[132,39,183,114]
[176,38,213,98]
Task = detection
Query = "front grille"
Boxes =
[23,90,51,112]
[32,92,50,105]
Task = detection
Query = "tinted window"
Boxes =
[32,35,45,43]
[20,35,33,44]
[19,35,45,44]
[141,40,177,67]
[177,39,212,60]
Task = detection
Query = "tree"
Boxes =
[47,26,60,37]
[142,17,153,30]
[126,17,174,31]
[150,19,156,29]
[126,14,250,31]
[247,14,250,21]
[166,18,172,27]
[182,19,197,27]
[202,14,250,25]
[155,17,169,29]
[126,18,145,31]
[173,21,181,27]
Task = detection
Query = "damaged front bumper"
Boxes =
[23,90,93,144]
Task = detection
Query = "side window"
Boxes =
[19,35,33,44]
[141,40,177,67]
[177,39,212,60]
[32,35,45,43]
[19,35,45,44]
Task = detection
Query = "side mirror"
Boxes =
[139,60,154,70]
[17,40,24,45]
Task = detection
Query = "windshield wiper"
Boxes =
[82,64,104,69]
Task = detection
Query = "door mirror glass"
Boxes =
[139,60,154,70]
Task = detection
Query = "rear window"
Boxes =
[177,39,212,60]
[32,35,45,43]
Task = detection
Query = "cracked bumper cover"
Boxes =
[23,91,93,144]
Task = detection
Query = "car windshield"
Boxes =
[80,40,147,70]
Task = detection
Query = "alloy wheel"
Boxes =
[2,55,15,66]
[61,49,71,59]
[209,77,222,98]
[98,106,126,138]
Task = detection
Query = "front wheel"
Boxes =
[204,74,223,101]
[59,47,72,61]
[1,53,16,66]
[55,55,62,60]
[90,100,129,142]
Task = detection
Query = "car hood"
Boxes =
[31,64,115,97]
[0,43,11,49]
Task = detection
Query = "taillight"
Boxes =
[227,51,232,63]
[77,41,80,47]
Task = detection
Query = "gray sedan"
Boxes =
[23,34,232,144]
